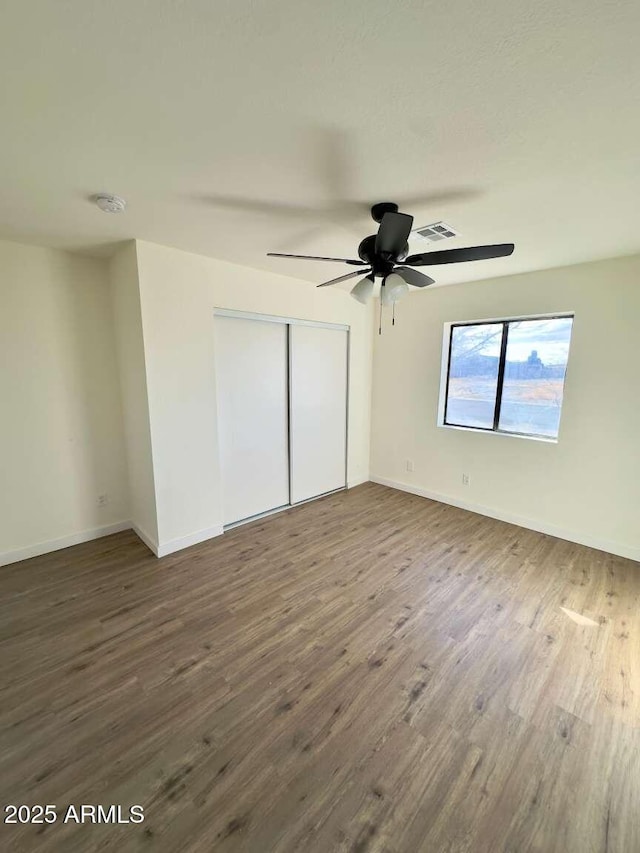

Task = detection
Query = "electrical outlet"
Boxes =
[406,460,414,473]
[97,493,109,507]
[462,473,470,486]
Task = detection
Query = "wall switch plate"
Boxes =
[462,473,470,486]
[406,460,414,473]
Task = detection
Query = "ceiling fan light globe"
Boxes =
[382,274,410,304]
[350,274,375,304]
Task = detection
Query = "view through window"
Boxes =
[443,316,574,439]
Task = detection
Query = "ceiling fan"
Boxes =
[267,202,514,310]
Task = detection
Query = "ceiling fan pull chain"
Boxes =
[379,296,383,335]
[392,301,396,326]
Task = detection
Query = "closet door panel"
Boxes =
[290,325,348,504]
[215,316,289,524]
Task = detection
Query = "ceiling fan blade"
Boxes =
[404,243,515,266]
[393,267,436,288]
[313,125,352,204]
[393,187,481,209]
[198,195,323,218]
[317,269,372,288]
[375,212,414,256]
[267,253,366,266]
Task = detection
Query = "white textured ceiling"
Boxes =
[1,0,639,286]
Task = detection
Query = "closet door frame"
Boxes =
[213,308,350,524]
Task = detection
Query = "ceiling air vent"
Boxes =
[412,221,458,243]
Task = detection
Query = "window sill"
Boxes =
[438,423,558,444]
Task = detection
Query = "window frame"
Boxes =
[440,313,574,441]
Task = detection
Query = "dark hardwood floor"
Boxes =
[1,482,638,852]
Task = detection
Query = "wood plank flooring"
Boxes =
[1,482,639,852]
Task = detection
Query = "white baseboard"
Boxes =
[347,476,370,489]
[0,521,224,566]
[1,520,226,567]
[0,521,131,567]
[371,476,640,563]
[131,524,159,556]
[156,524,224,558]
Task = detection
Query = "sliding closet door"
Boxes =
[215,316,289,525]
[289,324,348,504]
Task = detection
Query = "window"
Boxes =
[442,315,574,440]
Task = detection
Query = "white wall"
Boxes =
[134,239,374,554]
[0,240,129,565]
[5,235,635,565]
[371,253,640,562]
[109,242,158,549]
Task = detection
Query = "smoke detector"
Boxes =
[93,193,127,214]
[412,221,458,243]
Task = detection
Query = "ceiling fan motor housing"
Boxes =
[357,233,408,276]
